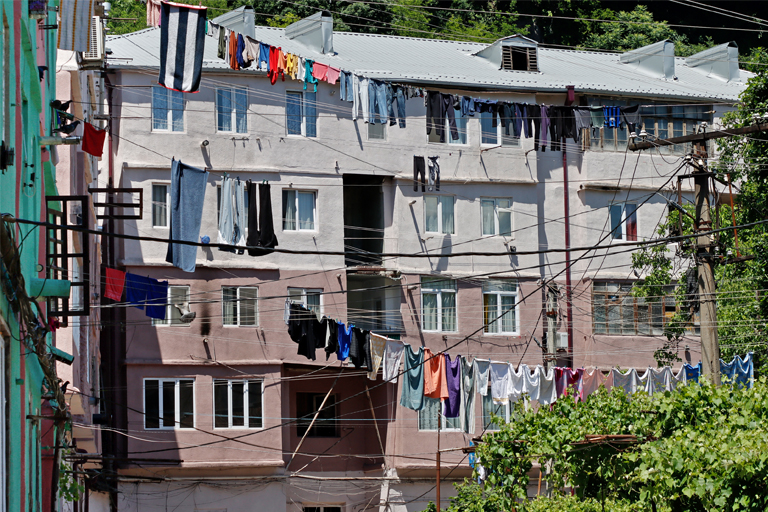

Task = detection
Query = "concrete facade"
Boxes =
[99,19,746,512]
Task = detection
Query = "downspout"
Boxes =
[563,86,574,368]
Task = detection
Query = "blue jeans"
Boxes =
[368,80,387,124]
[340,71,353,102]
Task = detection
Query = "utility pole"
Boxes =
[436,417,441,512]
[691,143,721,385]
[546,283,558,369]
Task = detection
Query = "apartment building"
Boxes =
[102,10,748,512]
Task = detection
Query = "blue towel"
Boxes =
[683,362,701,384]
[399,344,425,411]
[125,273,151,310]
[145,278,169,320]
[165,159,209,272]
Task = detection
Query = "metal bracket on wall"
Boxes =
[87,187,143,220]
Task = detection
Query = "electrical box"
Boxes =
[555,332,568,350]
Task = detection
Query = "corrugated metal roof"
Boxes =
[105,26,752,101]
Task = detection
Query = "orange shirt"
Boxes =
[423,348,449,399]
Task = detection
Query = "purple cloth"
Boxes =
[443,354,462,418]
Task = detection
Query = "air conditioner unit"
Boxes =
[81,16,104,63]
[555,332,568,350]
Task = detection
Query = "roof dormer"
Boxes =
[620,40,675,80]
[686,42,740,82]
[285,11,334,54]
[474,35,539,72]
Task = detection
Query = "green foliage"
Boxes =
[431,379,768,512]
[107,0,228,35]
[58,460,84,503]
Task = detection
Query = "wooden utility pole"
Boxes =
[436,417,441,512]
[691,146,721,385]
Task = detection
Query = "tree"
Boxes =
[107,0,228,35]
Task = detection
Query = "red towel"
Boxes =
[104,267,126,301]
[82,122,107,158]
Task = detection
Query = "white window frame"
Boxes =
[151,86,184,133]
[479,111,520,148]
[483,280,520,335]
[215,87,248,134]
[213,379,263,430]
[286,90,317,137]
[480,197,513,237]
[143,378,195,430]
[222,286,258,327]
[418,397,461,431]
[152,285,190,327]
[424,195,455,235]
[482,391,510,431]
[610,202,638,241]
[288,287,323,316]
[420,277,457,333]
[282,189,317,232]
[151,182,169,228]
[428,106,468,145]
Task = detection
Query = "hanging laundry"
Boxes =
[426,91,446,142]
[383,339,405,383]
[337,322,353,361]
[555,367,580,397]
[312,62,329,82]
[257,43,270,71]
[339,71,353,102]
[508,364,525,403]
[413,156,426,193]
[104,268,126,301]
[284,299,291,325]
[277,49,287,77]
[304,59,318,92]
[233,179,246,253]
[400,344,425,411]
[297,56,306,82]
[574,108,591,148]
[683,362,702,384]
[146,0,162,28]
[228,33,240,70]
[640,367,673,395]
[268,46,281,84]
[589,106,605,135]
[621,105,642,135]
[444,94,460,141]
[443,354,462,418]
[159,3,207,92]
[58,0,96,51]
[521,364,539,399]
[474,359,491,396]
[165,159,208,272]
[325,66,340,85]
[355,76,368,121]
[490,361,511,404]
[722,352,754,388]
[217,28,227,60]
[427,156,440,192]
[671,367,686,389]
[349,327,369,369]
[460,356,475,434]
[368,80,388,124]
[243,36,259,64]
[539,105,550,150]
[368,333,387,380]
[390,86,406,128]
[578,368,606,400]
[218,175,234,249]
[324,319,339,360]
[235,34,250,69]
[125,273,151,310]
[460,96,475,117]
[82,122,107,158]
[245,182,279,256]
[610,368,640,394]
[145,278,169,320]
[536,366,558,405]
[424,348,449,399]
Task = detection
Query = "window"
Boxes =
[502,45,538,71]
[144,378,194,429]
[483,280,518,335]
[286,91,317,137]
[282,190,316,231]
[296,392,338,437]
[482,392,509,431]
[153,285,190,326]
[418,397,460,431]
[481,198,513,236]
[610,203,637,241]
[288,287,322,316]
[428,107,467,145]
[216,87,247,133]
[421,277,457,332]
[213,379,263,429]
[425,195,454,235]
[480,112,520,147]
[222,287,258,326]
[151,86,184,132]
[151,184,169,227]
[592,282,700,336]
[368,121,386,140]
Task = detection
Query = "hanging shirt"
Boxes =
[460,356,475,434]
[337,322,352,361]
[474,359,491,396]
[349,327,368,369]
[382,339,405,383]
[257,43,270,71]
[243,36,259,63]
[268,46,281,84]
[228,32,240,70]
[312,62,329,81]
[125,273,151,310]
[684,362,702,384]
[490,361,510,404]
[304,59,318,92]
[277,49,287,78]
[236,34,250,68]
[146,0,162,27]
[217,28,227,60]
[539,105,550,150]
[218,175,234,246]
[521,364,539,400]
[367,333,387,380]
[324,319,338,360]
[579,368,606,400]
[443,354,462,418]
[536,365,557,405]
[423,348,449,399]
[671,366,686,389]
[104,268,126,301]
[508,364,525,403]
[145,278,169,320]
[399,344,424,411]
[325,66,340,85]
[610,368,639,394]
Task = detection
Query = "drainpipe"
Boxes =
[563,86,574,368]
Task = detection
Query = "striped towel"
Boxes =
[58,0,95,52]
[159,1,207,93]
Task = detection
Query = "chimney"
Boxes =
[686,42,740,82]
[285,11,334,54]
[620,40,675,80]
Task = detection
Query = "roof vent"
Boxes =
[475,35,539,72]
[285,11,334,54]
[212,6,255,39]
[620,40,675,80]
[686,42,740,82]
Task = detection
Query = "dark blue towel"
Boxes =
[145,279,169,320]
[165,159,209,272]
[125,273,151,310]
